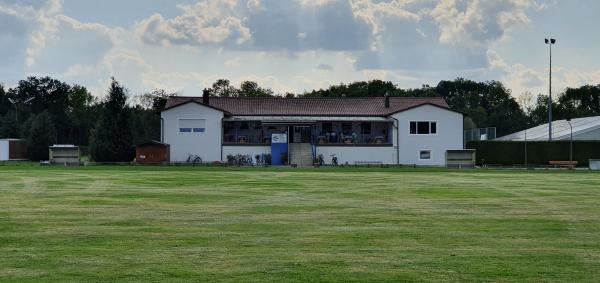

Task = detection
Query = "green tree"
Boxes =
[139,89,175,112]
[435,78,527,136]
[0,111,19,138]
[557,85,600,118]
[0,84,9,116]
[89,78,134,162]
[67,85,97,146]
[211,79,238,97]
[238,81,274,97]
[9,77,71,143]
[26,111,57,161]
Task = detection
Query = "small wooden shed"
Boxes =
[0,139,27,161]
[136,141,170,164]
[49,145,81,165]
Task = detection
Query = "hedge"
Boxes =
[466,140,600,166]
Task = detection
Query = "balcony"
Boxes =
[223,121,393,146]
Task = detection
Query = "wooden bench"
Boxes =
[354,161,386,167]
[549,161,578,168]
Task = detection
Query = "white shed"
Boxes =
[0,139,27,161]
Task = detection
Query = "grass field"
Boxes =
[1,166,600,282]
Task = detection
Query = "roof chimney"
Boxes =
[384,93,390,108]
[202,88,210,105]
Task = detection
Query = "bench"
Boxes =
[354,161,385,167]
[549,161,578,168]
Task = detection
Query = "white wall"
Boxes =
[316,146,396,165]
[222,146,271,162]
[161,102,224,162]
[392,105,463,166]
[0,140,8,161]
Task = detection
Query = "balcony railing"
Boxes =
[222,121,393,146]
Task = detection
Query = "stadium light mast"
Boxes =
[545,38,556,141]
[7,97,35,130]
[567,118,573,163]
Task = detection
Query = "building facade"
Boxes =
[161,94,464,166]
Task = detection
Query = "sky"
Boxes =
[1,0,600,102]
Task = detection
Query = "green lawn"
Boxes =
[1,166,600,282]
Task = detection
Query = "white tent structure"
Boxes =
[497,116,600,141]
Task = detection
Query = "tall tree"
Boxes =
[0,112,18,138]
[139,89,176,113]
[9,77,71,143]
[89,78,134,162]
[557,85,600,118]
[67,85,97,146]
[435,78,527,136]
[25,111,57,161]
[238,81,274,97]
[0,84,9,116]
[211,79,238,97]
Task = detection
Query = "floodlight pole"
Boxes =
[545,38,556,141]
[524,129,528,167]
[7,98,18,127]
[567,119,573,162]
[8,97,35,133]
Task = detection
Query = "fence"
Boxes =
[464,128,496,144]
[467,140,600,166]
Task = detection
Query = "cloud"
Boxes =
[0,2,34,75]
[224,57,241,68]
[317,63,333,70]
[353,0,544,71]
[430,0,533,48]
[135,0,373,52]
[136,0,251,46]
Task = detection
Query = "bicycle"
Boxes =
[330,154,338,166]
[186,154,203,166]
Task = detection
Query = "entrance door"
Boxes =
[292,126,312,143]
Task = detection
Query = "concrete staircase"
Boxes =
[289,143,313,167]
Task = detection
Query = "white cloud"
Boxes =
[430,0,535,49]
[224,57,241,68]
[135,0,251,46]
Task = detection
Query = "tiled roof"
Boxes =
[163,96,452,116]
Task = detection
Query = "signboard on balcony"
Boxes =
[272,133,288,144]
[271,133,288,166]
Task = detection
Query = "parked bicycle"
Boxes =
[186,154,203,166]
[314,154,324,166]
[330,154,338,166]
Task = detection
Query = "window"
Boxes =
[322,122,332,133]
[342,122,352,133]
[361,122,371,134]
[419,150,431,160]
[410,121,437,135]
[179,119,206,133]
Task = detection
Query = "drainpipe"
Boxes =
[392,117,400,165]
[160,117,164,143]
[220,117,224,162]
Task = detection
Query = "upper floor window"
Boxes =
[410,121,437,135]
[179,119,206,133]
[321,122,332,133]
[361,122,372,134]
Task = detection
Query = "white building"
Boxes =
[497,116,600,141]
[161,94,464,166]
